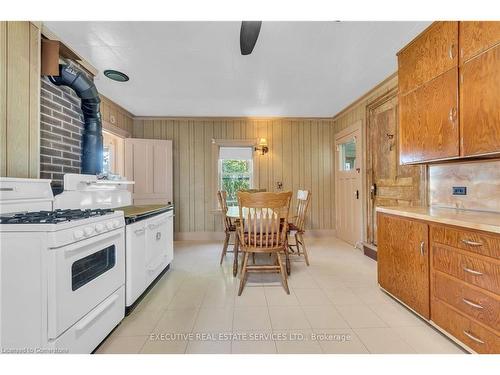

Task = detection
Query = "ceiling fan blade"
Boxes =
[240,21,262,55]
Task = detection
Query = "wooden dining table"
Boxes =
[226,206,291,276]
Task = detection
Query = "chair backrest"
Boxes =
[238,188,267,193]
[294,190,311,231]
[236,191,292,251]
[217,190,232,231]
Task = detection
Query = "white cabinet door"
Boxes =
[124,138,173,205]
[125,221,147,307]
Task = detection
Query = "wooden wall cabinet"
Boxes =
[398,21,458,96]
[124,138,173,206]
[398,21,500,164]
[377,213,430,318]
[460,43,500,157]
[399,68,459,164]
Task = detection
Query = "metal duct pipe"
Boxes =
[49,64,103,175]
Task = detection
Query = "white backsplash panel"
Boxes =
[429,160,500,213]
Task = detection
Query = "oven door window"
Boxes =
[71,245,116,291]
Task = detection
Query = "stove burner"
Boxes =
[0,208,114,224]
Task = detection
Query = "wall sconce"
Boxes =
[254,138,269,155]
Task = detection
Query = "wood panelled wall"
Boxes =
[0,21,40,178]
[100,95,134,136]
[133,118,336,234]
[333,74,398,134]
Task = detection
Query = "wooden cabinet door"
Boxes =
[399,68,459,164]
[398,21,458,95]
[460,44,500,157]
[124,138,173,205]
[460,21,500,63]
[377,213,430,318]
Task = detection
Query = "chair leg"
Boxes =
[298,233,310,266]
[220,232,230,265]
[233,233,239,277]
[238,252,250,296]
[276,252,290,294]
[252,252,256,264]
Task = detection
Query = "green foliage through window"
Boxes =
[220,159,252,206]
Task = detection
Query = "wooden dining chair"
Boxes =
[288,190,311,266]
[217,190,237,265]
[236,191,292,295]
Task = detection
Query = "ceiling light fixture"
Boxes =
[103,69,129,82]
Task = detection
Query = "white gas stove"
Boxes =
[0,177,125,354]
[54,174,174,312]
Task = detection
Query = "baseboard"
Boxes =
[174,229,337,241]
[362,242,377,261]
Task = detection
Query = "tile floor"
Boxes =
[96,237,466,354]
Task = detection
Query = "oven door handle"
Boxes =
[74,292,120,333]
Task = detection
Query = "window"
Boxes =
[218,147,254,207]
[102,130,125,176]
[72,246,116,291]
[338,139,356,171]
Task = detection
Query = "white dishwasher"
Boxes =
[123,205,174,311]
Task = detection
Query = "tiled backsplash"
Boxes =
[429,160,500,213]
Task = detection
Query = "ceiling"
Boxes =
[43,21,431,117]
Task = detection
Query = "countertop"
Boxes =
[376,206,500,234]
[117,204,173,218]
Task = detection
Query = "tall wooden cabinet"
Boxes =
[124,138,173,206]
[377,213,430,318]
[398,21,500,164]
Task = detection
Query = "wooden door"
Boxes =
[459,21,500,63]
[398,21,458,95]
[367,91,426,245]
[399,68,460,164]
[335,125,362,247]
[460,44,500,157]
[124,138,173,205]
[377,213,430,318]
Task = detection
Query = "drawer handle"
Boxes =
[463,331,485,345]
[420,241,425,256]
[461,239,483,247]
[134,228,145,235]
[462,298,484,310]
[75,293,120,332]
[463,267,483,276]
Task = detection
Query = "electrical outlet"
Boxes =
[452,186,467,195]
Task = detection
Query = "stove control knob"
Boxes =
[73,230,84,240]
[84,227,94,237]
[95,223,104,233]
[106,222,114,230]
[112,220,120,228]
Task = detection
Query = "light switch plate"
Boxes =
[452,186,467,195]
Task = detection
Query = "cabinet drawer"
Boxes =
[433,271,500,330]
[460,21,500,63]
[431,225,500,259]
[398,21,458,95]
[433,245,500,294]
[431,298,500,354]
